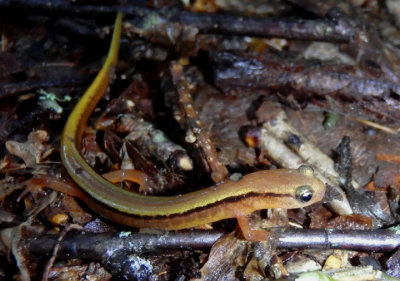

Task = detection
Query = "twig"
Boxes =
[28,230,225,258]
[170,62,229,183]
[255,102,353,215]
[123,116,193,172]
[168,6,355,42]
[256,127,351,215]
[277,228,400,252]
[261,103,358,188]
[96,79,193,172]
[212,52,400,101]
[0,78,85,99]
[353,118,399,135]
[0,0,356,42]
[28,228,400,258]
[41,224,83,281]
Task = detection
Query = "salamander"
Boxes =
[60,13,326,240]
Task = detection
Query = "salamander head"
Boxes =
[242,165,326,209]
[288,165,326,208]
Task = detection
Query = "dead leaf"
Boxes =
[5,130,53,167]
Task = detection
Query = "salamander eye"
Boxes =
[296,185,313,203]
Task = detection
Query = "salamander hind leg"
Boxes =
[102,169,155,191]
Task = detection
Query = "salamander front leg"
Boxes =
[235,212,272,242]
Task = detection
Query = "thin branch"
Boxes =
[254,127,350,213]
[41,224,83,281]
[352,118,399,135]
[261,104,358,188]
[212,52,400,100]
[96,79,194,173]
[276,228,400,252]
[212,52,400,122]
[169,6,355,42]
[0,0,356,42]
[170,62,229,183]
[123,116,193,172]
[28,230,225,259]
[254,102,352,215]
[28,228,400,259]
[0,78,85,99]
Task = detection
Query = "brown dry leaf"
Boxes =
[60,195,93,225]
[0,175,23,201]
[243,258,265,281]
[327,214,372,230]
[47,262,111,281]
[309,205,334,229]
[284,254,322,274]
[5,130,53,167]
[267,255,290,279]
[323,250,351,271]
[193,232,251,281]
[376,153,400,164]
[0,154,11,170]
[1,222,44,281]
[386,247,400,278]
[24,191,57,218]
[82,132,110,170]
[195,84,257,169]
[1,191,58,281]
[244,242,275,280]
[373,166,400,191]
[190,0,219,13]
[41,206,70,227]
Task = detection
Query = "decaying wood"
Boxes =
[171,62,229,183]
